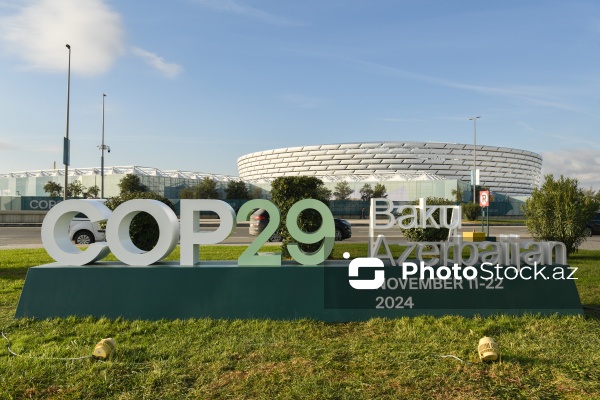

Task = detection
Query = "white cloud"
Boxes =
[541,149,600,190]
[0,0,124,76]
[131,47,183,79]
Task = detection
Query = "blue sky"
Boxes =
[1,0,599,188]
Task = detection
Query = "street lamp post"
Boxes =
[469,116,481,204]
[64,44,71,201]
[98,94,110,198]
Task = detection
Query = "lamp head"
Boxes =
[66,44,70,49]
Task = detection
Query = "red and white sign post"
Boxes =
[479,190,490,235]
[479,190,490,207]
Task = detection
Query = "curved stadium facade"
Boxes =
[237,142,542,196]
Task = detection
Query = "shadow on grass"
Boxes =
[0,268,29,280]
[569,251,600,264]
[583,306,600,320]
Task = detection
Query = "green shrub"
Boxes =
[270,176,332,259]
[462,202,482,221]
[524,174,599,254]
[401,197,456,242]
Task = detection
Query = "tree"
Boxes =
[333,181,353,200]
[359,184,374,201]
[373,183,388,199]
[524,174,599,255]
[67,181,86,198]
[451,187,464,203]
[104,191,175,251]
[225,180,250,199]
[180,177,220,199]
[118,174,147,194]
[402,197,456,242]
[317,185,332,201]
[462,202,481,221]
[197,177,220,199]
[270,176,333,259]
[179,186,194,199]
[43,181,62,197]
[250,186,264,199]
[86,185,100,198]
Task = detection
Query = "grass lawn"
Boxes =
[0,245,599,399]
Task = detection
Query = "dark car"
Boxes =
[248,208,352,242]
[584,212,600,236]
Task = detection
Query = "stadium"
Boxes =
[237,141,542,201]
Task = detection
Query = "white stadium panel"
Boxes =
[326,165,349,170]
[450,150,475,156]
[387,148,411,154]
[339,159,363,165]
[279,157,298,163]
[320,144,342,150]
[344,148,370,154]
[428,149,455,154]
[324,149,348,155]
[302,161,322,166]
[353,153,379,159]
[338,143,362,149]
[292,166,312,172]
[302,145,322,151]
[290,151,310,157]
[443,143,467,149]
[296,156,316,162]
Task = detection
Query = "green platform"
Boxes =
[15,262,583,321]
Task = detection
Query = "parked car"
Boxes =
[69,213,106,244]
[248,208,352,242]
[584,212,600,237]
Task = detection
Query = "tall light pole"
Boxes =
[98,93,110,198]
[63,44,71,201]
[469,116,481,204]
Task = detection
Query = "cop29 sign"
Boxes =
[21,197,582,320]
[42,199,335,267]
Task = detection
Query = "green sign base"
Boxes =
[15,262,583,321]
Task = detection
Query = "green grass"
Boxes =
[1,246,599,399]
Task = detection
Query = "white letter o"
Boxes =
[106,199,179,266]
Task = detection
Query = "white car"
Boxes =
[69,213,106,244]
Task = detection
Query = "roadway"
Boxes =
[2,224,600,250]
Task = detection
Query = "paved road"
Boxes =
[2,224,600,250]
